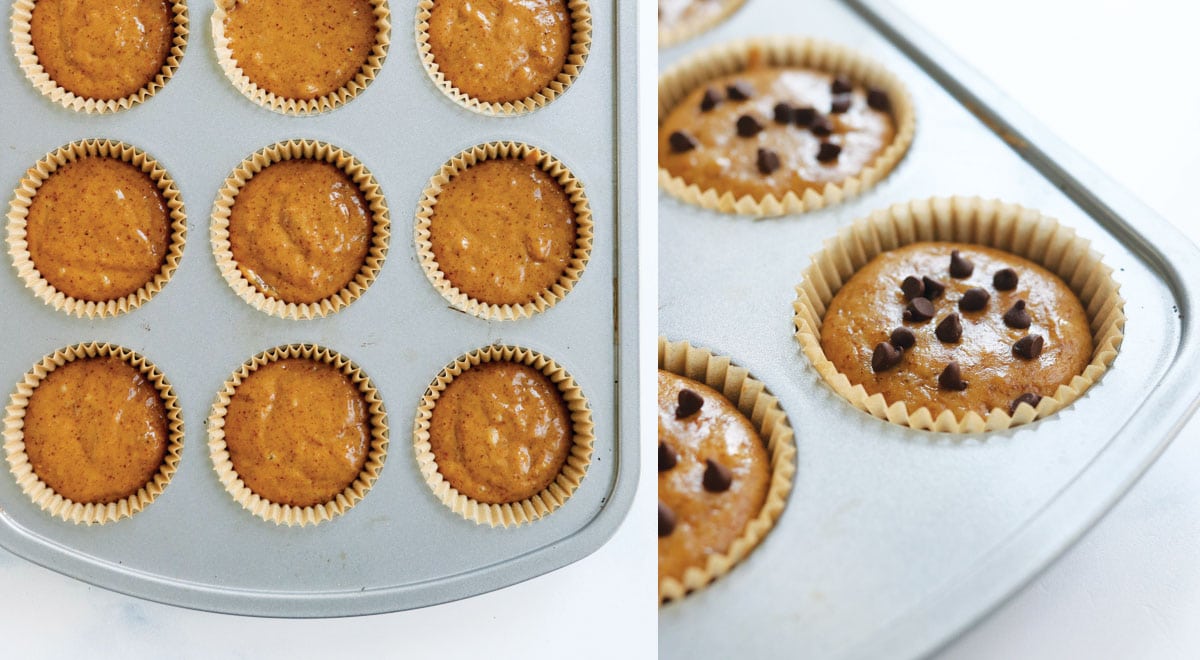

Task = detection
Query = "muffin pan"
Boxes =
[658,0,1200,658]
[0,0,637,615]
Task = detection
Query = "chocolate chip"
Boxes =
[904,297,935,322]
[831,75,853,94]
[830,94,852,114]
[676,388,703,418]
[959,287,990,312]
[810,115,833,137]
[890,326,916,350]
[668,130,697,153]
[867,88,890,111]
[700,87,722,112]
[901,275,924,300]
[949,250,974,278]
[703,459,733,492]
[756,148,781,175]
[793,106,816,126]
[1010,392,1043,414]
[1013,334,1044,360]
[935,313,963,343]
[726,81,752,101]
[872,341,903,372]
[658,442,677,472]
[993,268,1019,291]
[1003,300,1031,329]
[938,361,968,390]
[922,276,946,300]
[658,501,676,537]
[736,115,763,137]
[816,142,842,163]
[773,102,792,124]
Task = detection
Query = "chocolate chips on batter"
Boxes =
[703,459,733,492]
[872,341,903,372]
[659,501,677,537]
[792,106,817,127]
[922,276,946,300]
[867,88,891,112]
[1013,334,1045,360]
[816,142,842,163]
[831,75,853,94]
[773,102,793,124]
[830,94,851,114]
[1003,300,1031,329]
[901,275,924,300]
[958,287,990,312]
[949,250,974,278]
[669,130,697,153]
[756,148,781,175]
[736,115,763,137]
[658,441,677,472]
[810,115,833,137]
[904,297,935,322]
[938,361,968,390]
[993,267,1019,291]
[935,313,963,343]
[1010,392,1043,414]
[726,81,753,101]
[700,87,722,112]
[890,327,916,350]
[676,388,704,418]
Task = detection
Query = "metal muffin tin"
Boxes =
[657,0,1200,658]
[0,0,638,615]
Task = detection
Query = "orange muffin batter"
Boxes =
[658,370,769,584]
[429,157,577,306]
[23,357,168,504]
[26,156,170,302]
[659,68,895,200]
[223,0,378,100]
[429,361,572,504]
[821,242,1093,418]
[229,159,373,304]
[223,358,371,508]
[30,0,174,100]
[427,0,573,104]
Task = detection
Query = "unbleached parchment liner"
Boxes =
[658,36,916,217]
[658,338,796,603]
[211,139,391,320]
[208,344,389,527]
[658,0,746,49]
[6,139,188,319]
[12,0,188,113]
[415,0,591,116]
[415,141,593,321]
[793,196,1126,433]
[4,343,184,525]
[413,345,594,528]
[212,0,390,115]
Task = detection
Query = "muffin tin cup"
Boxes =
[792,196,1126,433]
[3,342,184,526]
[657,337,796,603]
[11,0,189,114]
[211,0,391,116]
[415,0,592,116]
[658,0,746,49]
[6,139,188,319]
[413,344,594,528]
[207,343,389,527]
[210,139,391,321]
[414,140,593,321]
[658,35,916,217]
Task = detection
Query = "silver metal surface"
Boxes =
[0,0,638,616]
[657,0,1200,658]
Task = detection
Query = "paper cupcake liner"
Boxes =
[792,196,1126,433]
[658,36,916,217]
[12,0,188,114]
[658,0,746,49]
[210,139,391,320]
[415,141,593,321]
[3,343,184,525]
[207,344,389,527]
[415,0,591,116]
[413,344,594,528]
[6,139,188,319]
[657,337,797,603]
[211,0,390,116]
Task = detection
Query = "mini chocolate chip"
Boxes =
[726,81,752,101]
[904,296,935,322]
[676,388,704,418]
[1003,300,1031,329]
[700,87,722,112]
[830,94,852,114]
[949,249,974,278]
[935,313,963,343]
[793,106,816,126]
[668,130,698,153]
[890,327,916,350]
[901,275,924,300]
[658,442,677,472]
[773,102,792,124]
[1009,392,1043,414]
[658,501,676,537]
[1013,334,1045,360]
[867,88,890,111]
[810,115,833,137]
[922,276,946,300]
[993,268,1019,291]
[756,148,781,175]
[736,114,763,137]
[959,287,990,312]
[938,361,968,390]
[872,341,903,372]
[816,142,842,163]
[831,75,853,94]
[703,459,733,492]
